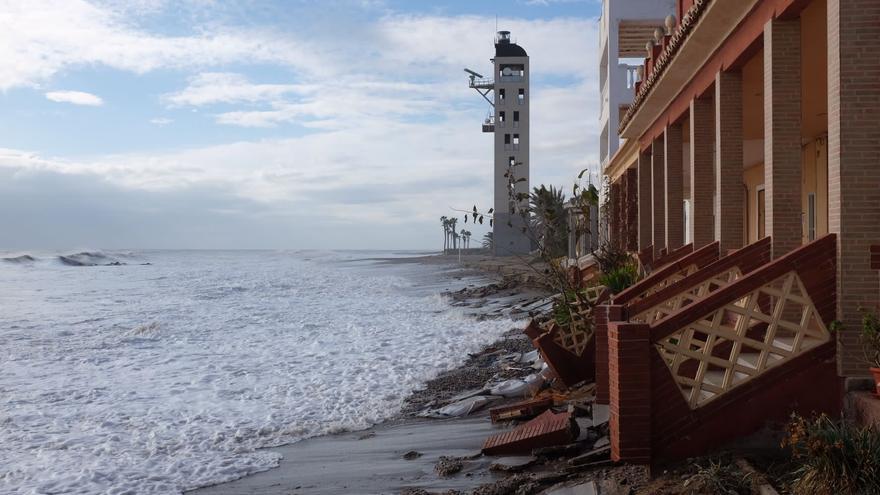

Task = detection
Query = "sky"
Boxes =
[0,0,603,250]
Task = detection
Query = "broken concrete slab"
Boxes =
[541,480,597,495]
[488,456,536,472]
[482,410,579,456]
[568,446,610,467]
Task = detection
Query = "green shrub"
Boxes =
[783,414,880,494]
[599,262,639,294]
[861,310,880,368]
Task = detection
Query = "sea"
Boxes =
[0,250,517,494]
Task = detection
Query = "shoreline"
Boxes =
[190,253,554,495]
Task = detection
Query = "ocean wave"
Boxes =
[1,254,36,263]
[58,251,125,267]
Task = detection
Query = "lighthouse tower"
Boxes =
[467,31,530,256]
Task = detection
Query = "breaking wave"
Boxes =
[58,251,125,267]
[1,254,35,263]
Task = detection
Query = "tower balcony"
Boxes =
[469,77,494,89]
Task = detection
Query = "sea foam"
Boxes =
[0,251,516,494]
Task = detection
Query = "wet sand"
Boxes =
[190,417,505,495]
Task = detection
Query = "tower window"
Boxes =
[504,134,511,144]
[498,111,506,126]
[513,111,519,128]
[499,88,506,103]
[513,134,520,150]
[509,156,516,167]
[518,89,525,104]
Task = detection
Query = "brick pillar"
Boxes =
[609,321,651,464]
[665,123,685,250]
[828,0,880,377]
[715,70,745,252]
[610,180,621,250]
[625,168,639,251]
[765,18,802,259]
[690,96,715,248]
[595,304,623,405]
[651,137,666,257]
[638,149,653,250]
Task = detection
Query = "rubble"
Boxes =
[482,410,579,456]
[434,456,464,477]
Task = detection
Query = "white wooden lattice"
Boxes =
[632,267,743,324]
[552,285,606,356]
[656,271,830,409]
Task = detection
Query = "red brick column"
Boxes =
[652,137,666,258]
[638,149,653,250]
[764,18,802,259]
[665,123,685,250]
[595,304,623,405]
[828,0,880,377]
[609,321,652,463]
[610,180,621,251]
[625,168,639,251]
[690,95,715,248]
[715,70,745,252]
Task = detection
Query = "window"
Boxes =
[504,133,511,151]
[499,88,506,104]
[513,111,520,128]
[498,111,506,127]
[513,134,520,150]
[508,156,516,168]
[807,192,817,241]
[756,186,765,239]
[518,88,525,105]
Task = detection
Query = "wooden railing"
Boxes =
[614,242,718,307]
[650,235,836,409]
[608,235,840,463]
[626,237,772,325]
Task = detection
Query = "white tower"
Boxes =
[467,31,530,256]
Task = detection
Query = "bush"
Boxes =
[782,414,880,494]
[683,459,752,495]
[599,262,639,294]
[861,310,880,368]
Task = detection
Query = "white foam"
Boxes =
[0,251,517,494]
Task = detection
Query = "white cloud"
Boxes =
[149,117,173,125]
[44,90,104,106]
[163,73,313,107]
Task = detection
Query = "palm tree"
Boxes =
[461,229,471,249]
[482,232,494,250]
[529,185,568,258]
[440,216,449,252]
[448,218,458,250]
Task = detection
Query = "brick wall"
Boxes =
[608,322,651,463]
[638,150,653,250]
[652,138,666,258]
[625,168,639,251]
[827,0,880,377]
[595,304,623,405]
[715,70,745,251]
[765,18,802,259]
[665,123,685,250]
[690,96,715,248]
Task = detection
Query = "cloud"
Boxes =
[0,2,604,249]
[44,90,104,106]
[162,73,313,107]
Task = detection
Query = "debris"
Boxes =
[568,446,611,467]
[519,350,540,364]
[402,450,422,460]
[489,397,554,424]
[482,410,579,456]
[434,456,464,477]
[432,395,500,417]
[488,374,544,398]
[542,480,597,495]
[531,442,583,458]
[591,437,609,450]
[488,456,536,473]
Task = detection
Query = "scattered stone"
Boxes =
[434,456,464,477]
[489,456,537,472]
[471,474,532,495]
[402,450,422,460]
[400,488,430,495]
